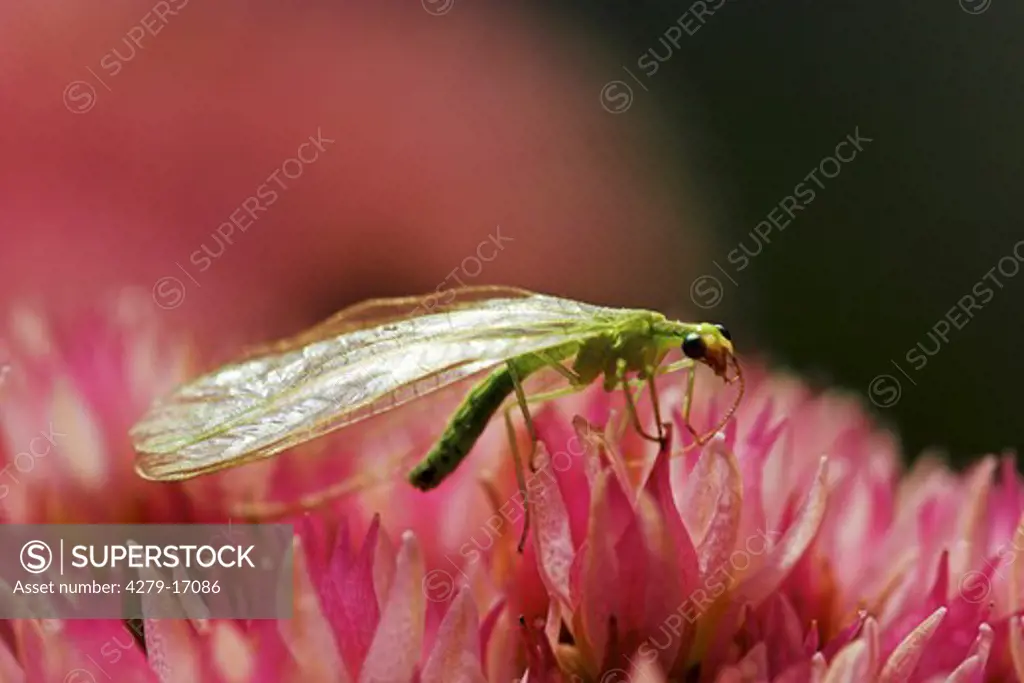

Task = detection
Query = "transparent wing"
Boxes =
[131,288,632,480]
[233,285,541,359]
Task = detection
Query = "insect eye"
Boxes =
[682,333,707,360]
[714,324,732,341]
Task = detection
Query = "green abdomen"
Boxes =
[407,350,566,490]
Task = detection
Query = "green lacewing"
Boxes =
[131,286,742,517]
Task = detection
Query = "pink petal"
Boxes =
[643,424,700,588]
[810,653,828,682]
[763,594,806,673]
[519,615,563,683]
[944,623,993,683]
[0,636,23,683]
[359,531,425,683]
[478,597,506,676]
[143,601,203,682]
[573,469,621,667]
[687,436,743,581]
[15,621,85,682]
[1010,615,1024,680]
[614,513,651,638]
[734,641,768,680]
[642,425,700,667]
[1008,513,1024,619]
[738,456,829,607]
[863,616,881,677]
[373,524,397,608]
[735,400,784,542]
[535,408,590,545]
[529,442,575,608]
[878,606,947,683]
[636,507,690,670]
[248,619,299,683]
[628,656,669,683]
[927,550,951,609]
[680,435,732,547]
[821,611,867,661]
[35,620,157,683]
[421,587,486,683]
[205,620,259,683]
[910,552,991,678]
[484,608,521,683]
[951,457,998,577]
[323,516,384,674]
[775,661,815,683]
[573,416,634,540]
[992,454,1023,541]
[804,620,820,655]
[278,536,349,682]
[965,622,994,662]
[823,640,870,683]
[711,666,744,683]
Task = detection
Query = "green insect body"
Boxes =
[128,287,739,522]
[407,354,550,489]
[408,314,694,490]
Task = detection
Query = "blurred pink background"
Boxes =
[0,1,710,358]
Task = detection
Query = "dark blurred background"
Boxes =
[563,0,1024,464]
[2,1,1020,466]
[585,0,1024,464]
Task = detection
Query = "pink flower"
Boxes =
[0,517,493,682]
[513,366,1024,681]
[0,294,206,524]
[3,301,1024,682]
